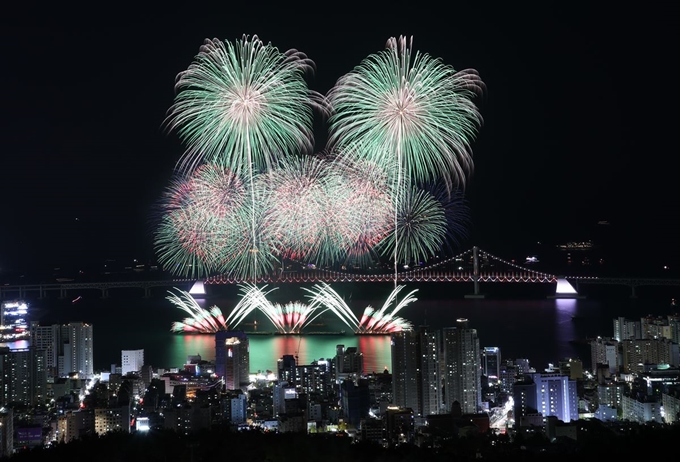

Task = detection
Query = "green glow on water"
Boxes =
[167,333,392,375]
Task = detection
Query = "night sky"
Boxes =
[1,4,678,278]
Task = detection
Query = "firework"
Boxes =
[166,35,318,173]
[256,155,337,265]
[327,35,483,281]
[302,282,360,332]
[303,282,416,334]
[210,194,281,281]
[356,285,417,333]
[154,165,249,278]
[167,288,228,333]
[324,157,394,267]
[154,163,286,280]
[155,207,229,278]
[327,36,484,190]
[167,35,322,281]
[375,185,448,265]
[226,284,320,334]
[157,35,477,280]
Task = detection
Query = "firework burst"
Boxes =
[328,35,484,282]
[167,35,323,281]
[327,36,484,190]
[257,155,337,264]
[226,284,321,334]
[356,285,417,333]
[304,282,416,334]
[167,288,228,333]
[375,185,448,265]
[166,35,318,173]
[157,35,479,280]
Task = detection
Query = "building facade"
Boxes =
[121,349,144,376]
[443,319,481,414]
[390,330,419,413]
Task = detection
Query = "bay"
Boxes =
[15,281,679,374]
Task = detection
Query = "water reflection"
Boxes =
[166,333,392,376]
[554,298,578,360]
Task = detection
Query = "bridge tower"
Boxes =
[464,246,485,299]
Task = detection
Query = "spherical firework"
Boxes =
[155,165,248,278]
[327,35,483,280]
[166,35,322,281]
[327,35,484,190]
[322,156,395,267]
[181,164,246,217]
[155,207,229,278]
[257,155,336,265]
[166,35,318,174]
[375,185,448,265]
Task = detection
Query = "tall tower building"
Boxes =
[30,322,61,378]
[482,347,501,384]
[443,318,481,414]
[60,322,94,379]
[418,326,443,416]
[121,349,144,375]
[215,331,250,389]
[390,330,419,412]
[277,354,297,385]
[223,337,243,390]
[0,347,47,407]
[613,317,640,341]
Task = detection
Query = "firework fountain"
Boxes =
[169,284,417,335]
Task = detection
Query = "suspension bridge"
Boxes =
[1,246,678,300]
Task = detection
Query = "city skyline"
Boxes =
[1,5,677,277]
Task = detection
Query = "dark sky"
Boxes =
[1,4,678,277]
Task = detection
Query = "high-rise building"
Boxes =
[621,338,680,373]
[57,409,95,443]
[512,379,538,420]
[60,322,94,379]
[390,330,419,413]
[418,326,443,416]
[482,347,501,384]
[121,349,144,375]
[295,360,331,395]
[0,347,47,407]
[529,373,578,422]
[94,407,130,435]
[590,337,619,374]
[340,378,371,427]
[223,337,243,390]
[215,331,250,389]
[668,314,680,344]
[640,315,670,340]
[443,319,481,414]
[277,354,297,385]
[334,345,363,382]
[29,322,61,378]
[0,408,13,459]
[614,317,641,341]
